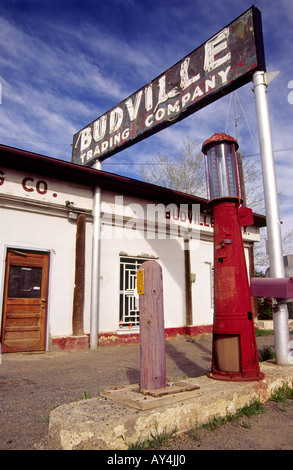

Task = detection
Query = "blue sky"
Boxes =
[1,0,293,238]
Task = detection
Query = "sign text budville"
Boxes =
[72,7,265,166]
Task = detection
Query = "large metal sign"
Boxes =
[72,7,265,166]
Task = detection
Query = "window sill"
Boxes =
[117,327,140,335]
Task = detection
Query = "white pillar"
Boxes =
[90,160,102,349]
[253,71,290,365]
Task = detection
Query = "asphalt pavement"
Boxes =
[0,333,285,450]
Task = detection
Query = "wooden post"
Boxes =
[72,213,86,336]
[138,260,166,393]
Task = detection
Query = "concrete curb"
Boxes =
[48,362,293,450]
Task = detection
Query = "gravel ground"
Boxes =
[159,399,293,451]
[0,333,292,451]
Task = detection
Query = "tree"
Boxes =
[242,156,293,269]
[140,136,293,270]
[140,137,207,198]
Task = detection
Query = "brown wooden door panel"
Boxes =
[5,313,41,327]
[6,299,42,311]
[1,250,49,353]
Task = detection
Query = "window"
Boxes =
[119,257,151,329]
[7,266,42,299]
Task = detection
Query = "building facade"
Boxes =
[0,145,265,352]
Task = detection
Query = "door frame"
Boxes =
[1,247,51,353]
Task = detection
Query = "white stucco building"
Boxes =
[0,145,265,353]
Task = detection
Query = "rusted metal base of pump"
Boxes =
[208,331,265,382]
[208,370,265,382]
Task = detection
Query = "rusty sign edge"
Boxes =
[72,6,265,166]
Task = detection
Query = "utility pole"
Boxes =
[253,70,290,365]
[90,159,102,349]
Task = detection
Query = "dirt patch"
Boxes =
[0,334,292,450]
[158,400,293,450]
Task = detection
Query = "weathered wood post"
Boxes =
[72,213,86,336]
[138,260,166,393]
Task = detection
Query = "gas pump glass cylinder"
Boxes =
[202,133,240,199]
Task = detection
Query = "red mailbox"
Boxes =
[202,134,264,381]
[250,277,293,299]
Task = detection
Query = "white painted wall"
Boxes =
[0,169,261,343]
[0,206,93,339]
[0,168,94,344]
[99,236,187,333]
[190,239,214,326]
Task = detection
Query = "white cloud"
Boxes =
[0,0,292,238]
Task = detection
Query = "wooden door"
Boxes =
[1,250,49,353]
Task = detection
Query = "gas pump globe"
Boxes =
[204,133,240,199]
[202,133,264,381]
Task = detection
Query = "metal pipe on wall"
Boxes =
[90,160,102,349]
[253,70,290,365]
[184,237,193,327]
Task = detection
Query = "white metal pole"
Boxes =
[90,160,102,349]
[252,71,290,365]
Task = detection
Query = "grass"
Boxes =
[255,329,274,337]
[269,384,293,411]
[259,345,276,362]
[126,398,266,449]
[42,390,92,423]
[42,404,60,423]
[190,384,293,439]
[198,398,265,432]
[126,423,177,450]
[127,384,293,449]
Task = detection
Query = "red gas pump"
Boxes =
[202,133,264,381]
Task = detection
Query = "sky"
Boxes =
[0,0,293,248]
